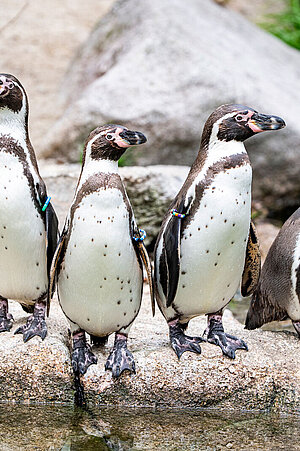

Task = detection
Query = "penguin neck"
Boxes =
[192,138,247,176]
[77,158,119,191]
[0,106,28,149]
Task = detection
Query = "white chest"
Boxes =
[0,152,47,301]
[289,231,300,320]
[58,188,143,336]
[174,164,252,317]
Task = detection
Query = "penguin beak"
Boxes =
[117,130,147,147]
[248,113,286,133]
[0,78,15,98]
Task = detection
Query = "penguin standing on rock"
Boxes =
[50,125,151,381]
[154,104,285,359]
[0,73,58,341]
[246,209,300,337]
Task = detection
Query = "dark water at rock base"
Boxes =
[0,404,299,450]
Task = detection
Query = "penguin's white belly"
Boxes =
[0,152,47,302]
[58,188,143,336]
[289,231,300,320]
[174,165,252,318]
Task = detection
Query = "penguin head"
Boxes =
[202,104,285,148]
[0,74,28,118]
[83,125,147,163]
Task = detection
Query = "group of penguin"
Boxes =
[0,73,299,387]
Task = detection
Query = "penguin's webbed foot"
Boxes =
[72,331,97,376]
[0,298,13,333]
[169,320,203,359]
[292,321,300,338]
[0,313,13,333]
[203,313,248,359]
[105,333,135,378]
[14,301,47,342]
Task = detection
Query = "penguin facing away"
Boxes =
[0,73,58,341]
[154,104,285,359]
[50,125,151,379]
[246,208,300,337]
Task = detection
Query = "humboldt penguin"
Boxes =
[154,104,285,359]
[50,125,152,382]
[246,209,300,337]
[0,73,58,341]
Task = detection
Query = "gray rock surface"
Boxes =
[1,287,299,411]
[40,0,300,217]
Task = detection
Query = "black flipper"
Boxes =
[160,198,191,308]
[45,202,59,281]
[241,220,261,297]
[36,183,59,316]
[47,229,67,315]
[135,236,155,316]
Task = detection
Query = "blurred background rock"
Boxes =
[1,0,298,238]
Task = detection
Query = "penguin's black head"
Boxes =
[0,73,28,116]
[84,124,147,162]
[202,104,285,148]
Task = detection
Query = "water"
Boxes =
[0,405,298,450]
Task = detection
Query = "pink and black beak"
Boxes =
[118,129,147,146]
[248,112,286,133]
[0,76,15,98]
[113,127,147,148]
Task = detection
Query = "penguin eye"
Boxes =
[106,134,114,141]
[235,114,244,122]
[8,83,14,90]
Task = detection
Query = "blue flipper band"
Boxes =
[133,229,146,242]
[42,196,51,212]
[171,209,186,219]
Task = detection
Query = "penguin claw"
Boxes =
[169,320,203,359]
[0,313,13,333]
[14,316,47,343]
[171,334,203,359]
[204,314,248,359]
[105,334,136,378]
[72,345,97,376]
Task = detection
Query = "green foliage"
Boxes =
[260,0,300,50]
[118,147,138,167]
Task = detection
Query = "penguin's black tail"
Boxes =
[245,285,287,330]
[245,289,264,330]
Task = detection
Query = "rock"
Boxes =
[0,298,72,404]
[41,0,300,218]
[1,286,299,412]
[40,161,189,245]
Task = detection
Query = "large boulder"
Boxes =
[40,0,300,218]
[0,289,299,412]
